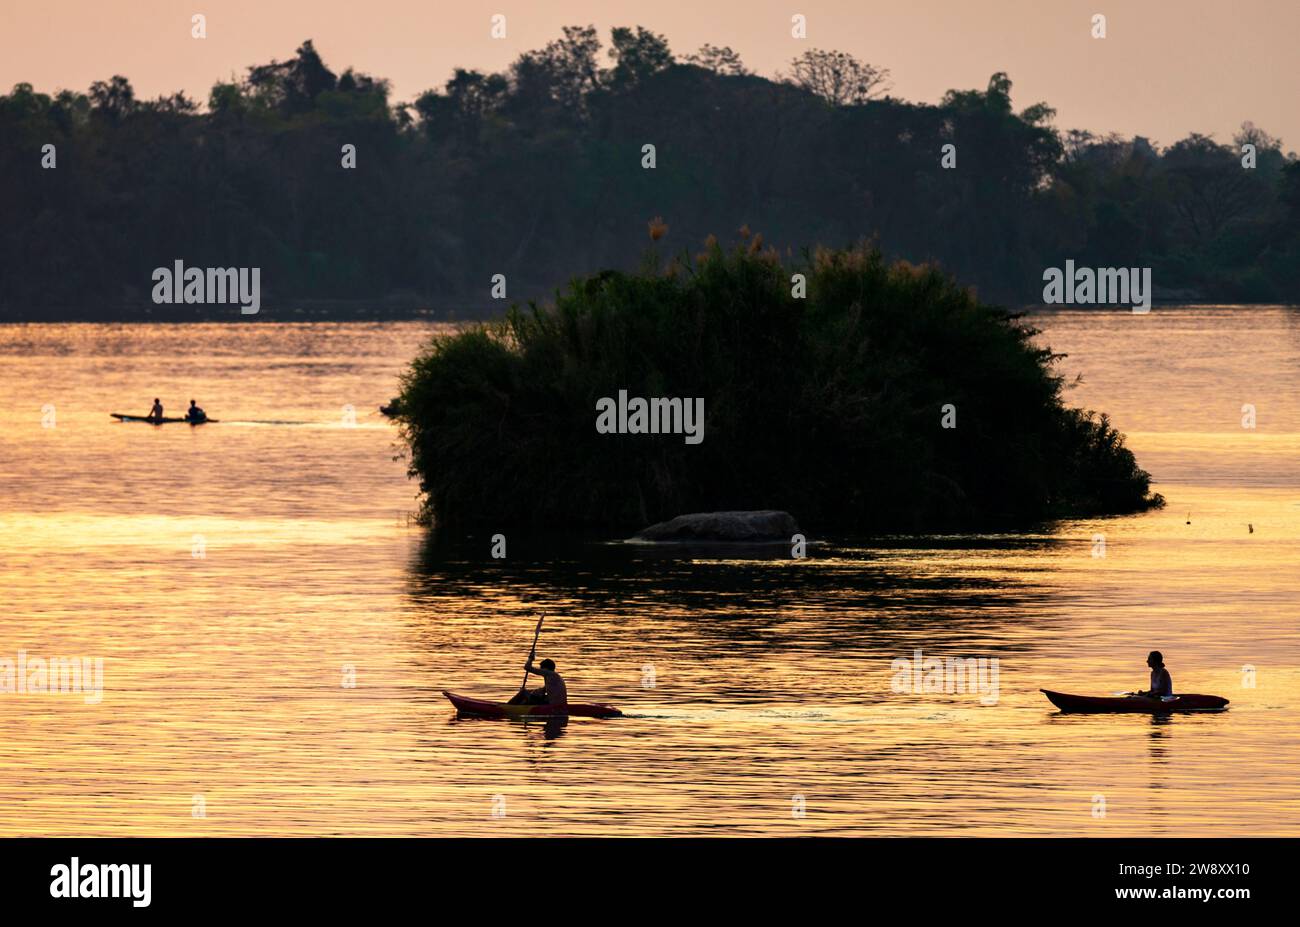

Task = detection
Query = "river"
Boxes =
[0,308,1296,835]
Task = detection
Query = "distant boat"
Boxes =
[110,413,216,425]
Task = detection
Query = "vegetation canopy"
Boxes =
[399,240,1163,533]
[4,30,1299,317]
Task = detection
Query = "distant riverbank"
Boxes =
[0,300,499,324]
[8,299,1296,324]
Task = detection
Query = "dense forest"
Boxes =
[2,28,1298,318]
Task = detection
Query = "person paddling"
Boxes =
[509,658,568,706]
[185,399,207,423]
[146,398,164,422]
[1137,651,1173,698]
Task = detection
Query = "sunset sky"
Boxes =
[2,0,1297,151]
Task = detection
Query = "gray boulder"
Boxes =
[633,510,800,543]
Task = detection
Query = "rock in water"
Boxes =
[634,510,800,543]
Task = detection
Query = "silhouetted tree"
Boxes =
[684,44,748,76]
[607,26,674,86]
[88,75,137,121]
[787,49,890,104]
[1164,134,1262,244]
[246,39,338,115]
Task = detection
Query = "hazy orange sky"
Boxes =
[2,0,1296,150]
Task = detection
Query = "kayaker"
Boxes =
[147,398,164,422]
[185,400,207,423]
[509,658,568,706]
[1138,651,1173,698]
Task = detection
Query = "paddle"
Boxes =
[517,614,545,698]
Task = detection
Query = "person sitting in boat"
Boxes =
[509,658,568,706]
[185,399,207,423]
[147,398,164,422]
[1137,651,1173,698]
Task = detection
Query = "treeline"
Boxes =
[3,30,1298,317]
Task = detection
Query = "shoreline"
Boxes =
[3,301,1297,324]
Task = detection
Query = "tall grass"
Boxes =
[399,241,1162,532]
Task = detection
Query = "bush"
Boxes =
[399,241,1162,532]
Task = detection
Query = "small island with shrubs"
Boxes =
[397,236,1163,535]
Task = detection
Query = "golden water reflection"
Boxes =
[1,315,1297,835]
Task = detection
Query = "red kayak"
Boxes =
[443,690,622,718]
[1041,689,1229,714]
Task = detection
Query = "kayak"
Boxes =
[443,690,621,718]
[111,413,216,425]
[1041,689,1229,713]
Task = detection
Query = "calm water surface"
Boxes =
[1,310,1297,836]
